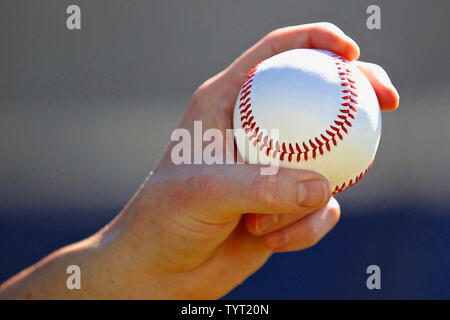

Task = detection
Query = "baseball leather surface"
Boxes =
[233,49,382,195]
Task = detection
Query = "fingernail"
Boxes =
[256,214,279,234]
[266,231,289,249]
[297,180,330,207]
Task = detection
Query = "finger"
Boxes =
[221,166,331,219]
[174,164,331,224]
[262,198,340,252]
[225,22,360,87]
[354,61,400,111]
[245,210,312,236]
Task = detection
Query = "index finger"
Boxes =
[224,22,360,87]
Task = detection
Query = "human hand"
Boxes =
[99,23,399,299]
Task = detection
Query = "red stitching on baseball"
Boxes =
[331,159,374,195]
[237,52,374,193]
[238,54,357,161]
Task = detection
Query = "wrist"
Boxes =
[94,194,169,298]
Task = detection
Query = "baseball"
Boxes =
[233,49,382,195]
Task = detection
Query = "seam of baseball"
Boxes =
[238,52,374,195]
[331,159,374,195]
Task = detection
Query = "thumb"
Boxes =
[178,164,332,223]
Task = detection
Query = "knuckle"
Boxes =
[265,28,281,40]
[316,22,339,32]
[263,29,277,42]
[189,76,229,113]
[303,222,321,248]
[189,84,208,111]
[371,63,387,75]
[254,174,282,211]
[359,61,385,74]
[262,30,280,48]
[328,201,341,225]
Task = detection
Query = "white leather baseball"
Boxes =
[233,49,382,195]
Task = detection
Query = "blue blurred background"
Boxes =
[0,0,449,298]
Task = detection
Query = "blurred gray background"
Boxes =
[0,0,449,298]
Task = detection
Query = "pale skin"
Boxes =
[0,23,399,299]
